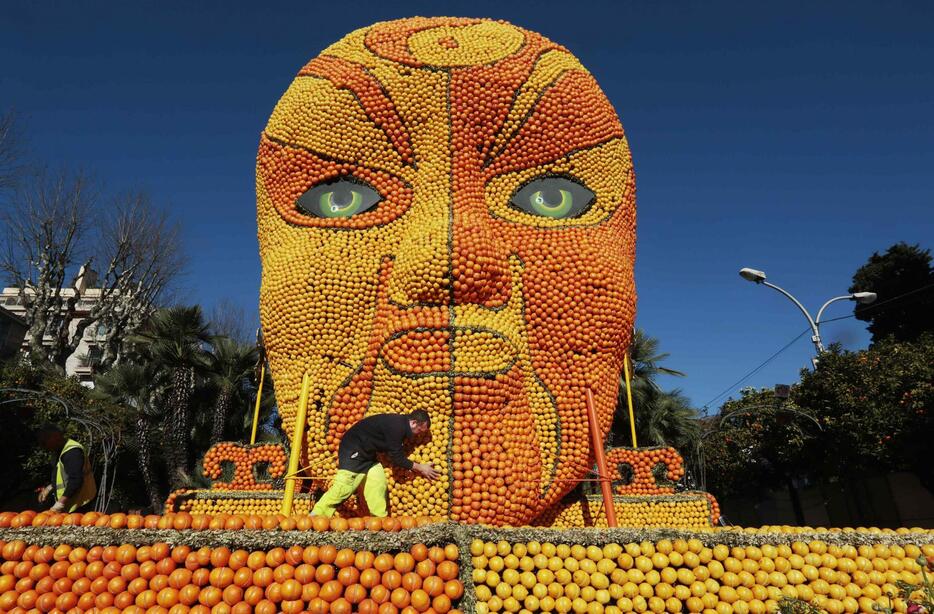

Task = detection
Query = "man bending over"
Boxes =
[310,410,439,517]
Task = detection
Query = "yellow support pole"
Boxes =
[281,372,310,516]
[623,353,638,448]
[249,362,266,445]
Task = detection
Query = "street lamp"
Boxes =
[738,267,876,367]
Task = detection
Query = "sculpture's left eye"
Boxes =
[296,179,382,218]
[509,176,596,219]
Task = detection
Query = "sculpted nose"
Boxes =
[451,199,510,307]
[387,213,451,306]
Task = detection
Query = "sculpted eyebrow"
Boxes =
[483,49,587,168]
[299,55,416,168]
[482,72,625,177]
[262,132,412,185]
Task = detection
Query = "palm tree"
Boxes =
[628,329,686,396]
[640,389,701,450]
[131,306,211,488]
[612,329,699,450]
[93,363,166,510]
[206,337,259,444]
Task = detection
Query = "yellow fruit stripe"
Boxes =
[367,372,451,517]
[407,22,525,67]
[166,489,314,516]
[319,28,379,68]
[468,535,934,614]
[535,493,716,530]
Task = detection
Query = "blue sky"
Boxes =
[2,1,932,410]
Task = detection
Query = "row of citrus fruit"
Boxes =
[468,538,934,614]
[0,510,439,533]
[1,538,465,614]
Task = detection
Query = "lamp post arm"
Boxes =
[760,280,821,347]
[815,295,854,327]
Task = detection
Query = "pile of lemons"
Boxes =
[176,495,312,518]
[469,536,933,614]
[538,495,716,530]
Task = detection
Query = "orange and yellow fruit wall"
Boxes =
[2,511,932,614]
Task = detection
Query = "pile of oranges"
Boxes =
[469,537,934,614]
[535,493,718,529]
[0,539,465,613]
[0,511,438,533]
[605,447,686,496]
[202,443,287,491]
[256,16,637,526]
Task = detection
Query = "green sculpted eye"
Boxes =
[296,179,382,218]
[509,176,596,219]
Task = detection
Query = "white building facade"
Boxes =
[1,267,105,385]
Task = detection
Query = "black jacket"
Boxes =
[337,414,414,473]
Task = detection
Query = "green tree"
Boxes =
[641,389,701,451]
[699,387,820,523]
[206,337,259,444]
[93,363,166,511]
[793,334,934,491]
[130,306,211,488]
[850,242,934,343]
[0,361,131,511]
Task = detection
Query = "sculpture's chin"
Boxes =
[307,353,562,525]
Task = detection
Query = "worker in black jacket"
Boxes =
[310,410,438,517]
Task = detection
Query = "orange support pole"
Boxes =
[585,387,618,528]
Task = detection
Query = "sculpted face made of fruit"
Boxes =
[257,17,635,525]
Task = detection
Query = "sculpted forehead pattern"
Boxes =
[256,16,636,526]
[365,18,526,67]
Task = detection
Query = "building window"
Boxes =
[86,346,103,369]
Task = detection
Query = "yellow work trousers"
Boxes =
[310,464,388,517]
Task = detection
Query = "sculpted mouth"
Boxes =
[379,326,517,376]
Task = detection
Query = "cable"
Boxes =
[700,281,934,413]
[700,328,810,412]
[819,282,934,325]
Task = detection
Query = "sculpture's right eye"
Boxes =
[296,178,382,218]
[509,176,595,219]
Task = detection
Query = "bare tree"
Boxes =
[1,168,94,365]
[2,175,185,370]
[91,192,186,368]
[0,111,24,193]
[209,298,252,344]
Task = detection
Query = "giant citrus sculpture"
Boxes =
[2,17,932,614]
[257,16,636,526]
